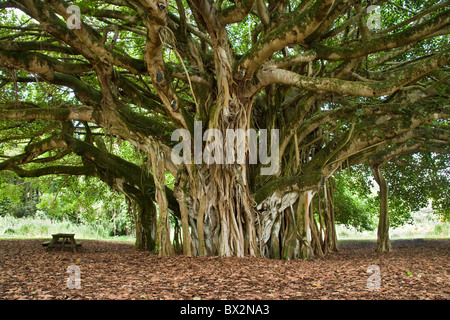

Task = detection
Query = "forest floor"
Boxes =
[0,239,448,300]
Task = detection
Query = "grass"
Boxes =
[0,215,134,243]
[337,207,450,241]
[1,207,448,244]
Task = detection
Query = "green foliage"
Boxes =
[0,172,23,215]
[384,153,450,222]
[0,215,133,240]
[333,165,377,231]
[226,14,258,55]
[334,151,450,233]
[0,172,40,218]
[0,172,134,237]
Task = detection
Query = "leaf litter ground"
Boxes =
[0,239,448,300]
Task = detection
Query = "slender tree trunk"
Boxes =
[173,170,193,256]
[308,200,324,256]
[134,197,157,251]
[325,179,338,253]
[173,218,182,252]
[281,205,299,260]
[269,213,282,259]
[372,164,392,252]
[297,191,314,259]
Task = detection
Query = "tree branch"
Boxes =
[249,48,450,97]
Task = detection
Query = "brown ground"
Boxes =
[0,239,448,300]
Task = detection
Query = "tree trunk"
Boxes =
[308,200,324,257]
[173,170,193,256]
[150,144,174,257]
[258,191,317,260]
[296,191,314,260]
[172,86,260,257]
[372,164,392,252]
[179,163,257,257]
[134,197,157,251]
[321,179,338,253]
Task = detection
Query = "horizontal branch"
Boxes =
[46,0,146,74]
[249,48,450,97]
[10,164,96,178]
[0,50,92,79]
[0,40,78,55]
[0,105,96,123]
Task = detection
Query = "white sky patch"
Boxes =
[9,8,27,22]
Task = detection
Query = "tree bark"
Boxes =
[297,191,314,260]
[173,170,193,256]
[150,144,174,257]
[180,163,257,258]
[133,197,157,251]
[258,190,319,260]
[372,164,392,252]
[322,179,338,253]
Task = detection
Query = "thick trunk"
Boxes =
[258,191,317,260]
[172,85,260,257]
[257,184,339,260]
[179,164,257,257]
[372,165,392,252]
[150,144,174,257]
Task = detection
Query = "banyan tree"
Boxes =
[0,0,449,258]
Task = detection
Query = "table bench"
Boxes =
[43,233,81,253]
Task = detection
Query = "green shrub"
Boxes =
[432,223,449,237]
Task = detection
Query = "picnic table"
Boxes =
[43,233,81,253]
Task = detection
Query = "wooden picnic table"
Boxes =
[43,233,81,253]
